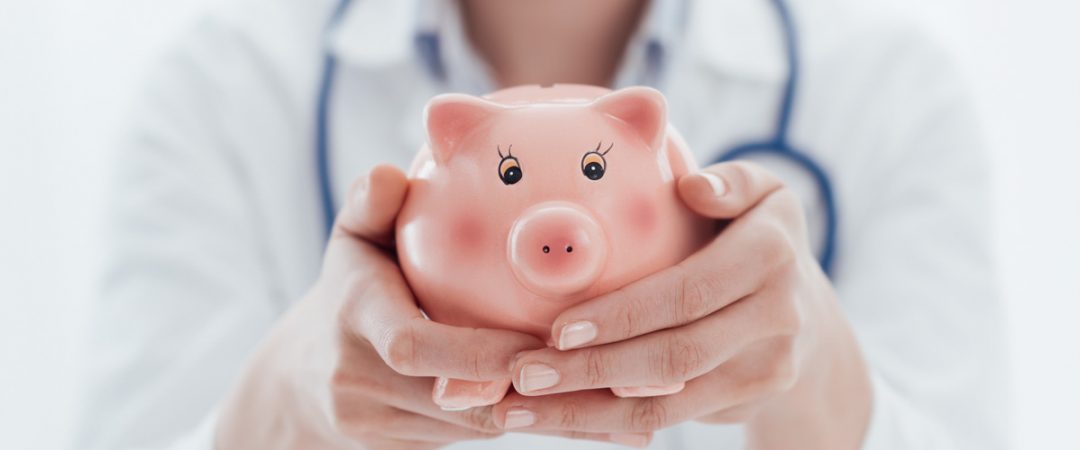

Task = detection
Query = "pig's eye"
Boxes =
[498,156,523,185]
[581,151,607,181]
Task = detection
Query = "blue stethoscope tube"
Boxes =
[712,0,838,275]
[315,0,837,276]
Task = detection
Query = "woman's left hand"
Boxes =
[492,162,873,449]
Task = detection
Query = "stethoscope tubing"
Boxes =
[315,0,354,237]
[708,0,837,275]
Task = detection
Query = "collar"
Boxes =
[685,0,787,82]
[328,0,787,83]
[329,0,422,67]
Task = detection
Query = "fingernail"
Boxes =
[557,321,597,350]
[432,377,473,411]
[610,433,650,448]
[519,363,560,392]
[700,172,727,197]
[432,377,508,410]
[503,408,536,429]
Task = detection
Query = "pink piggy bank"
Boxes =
[396,84,712,408]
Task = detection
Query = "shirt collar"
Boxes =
[328,0,786,83]
[329,0,421,67]
[686,0,787,82]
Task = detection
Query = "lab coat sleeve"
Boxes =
[77,16,286,450]
[829,31,1008,450]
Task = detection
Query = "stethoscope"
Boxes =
[315,0,837,276]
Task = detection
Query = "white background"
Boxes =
[0,0,1077,448]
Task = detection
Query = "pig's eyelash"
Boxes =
[593,141,613,156]
[497,144,513,159]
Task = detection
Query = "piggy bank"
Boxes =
[396,84,712,407]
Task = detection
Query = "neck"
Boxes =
[460,0,649,88]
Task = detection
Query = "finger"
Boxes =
[495,389,693,434]
[336,405,501,444]
[695,402,766,425]
[347,437,438,450]
[328,166,544,380]
[333,164,409,246]
[356,298,543,380]
[340,259,544,380]
[550,185,805,351]
[527,430,654,448]
[549,209,788,350]
[336,342,510,434]
[379,409,503,443]
[611,383,685,398]
[493,343,794,433]
[515,291,795,394]
[432,377,512,410]
[676,161,784,220]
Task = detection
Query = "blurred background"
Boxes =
[1,0,1076,448]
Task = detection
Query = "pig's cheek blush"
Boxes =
[625,194,659,237]
[451,214,487,256]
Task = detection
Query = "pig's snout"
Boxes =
[508,203,608,298]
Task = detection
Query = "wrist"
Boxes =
[215,299,346,449]
[746,295,872,450]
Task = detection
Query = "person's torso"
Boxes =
[199,0,946,446]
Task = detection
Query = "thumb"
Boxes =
[677,161,784,219]
[333,164,409,246]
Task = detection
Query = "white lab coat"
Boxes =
[78,0,1007,448]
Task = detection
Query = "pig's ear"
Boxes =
[425,94,503,164]
[591,87,667,151]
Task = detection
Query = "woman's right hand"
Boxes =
[214,165,546,449]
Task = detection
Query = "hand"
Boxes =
[491,162,873,450]
[214,165,650,449]
[215,165,541,449]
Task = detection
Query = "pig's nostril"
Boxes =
[540,245,575,254]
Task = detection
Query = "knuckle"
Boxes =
[558,398,586,429]
[336,272,370,334]
[722,161,755,195]
[341,271,371,307]
[469,352,485,380]
[656,333,705,384]
[771,189,805,224]
[382,323,420,375]
[464,333,488,380]
[628,397,670,431]
[767,339,799,392]
[756,220,797,271]
[615,293,647,338]
[583,348,612,387]
[774,291,805,336]
[675,272,716,323]
[461,406,499,433]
